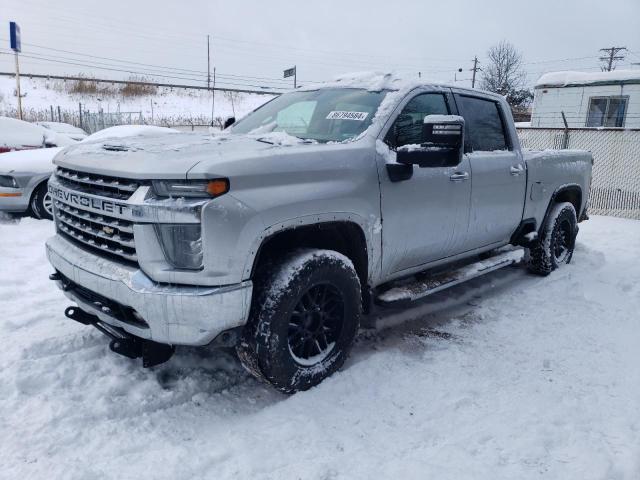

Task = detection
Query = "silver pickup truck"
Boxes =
[46,74,592,392]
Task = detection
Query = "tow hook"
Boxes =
[64,306,174,367]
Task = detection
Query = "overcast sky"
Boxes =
[0,0,638,91]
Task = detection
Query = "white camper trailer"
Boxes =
[531,70,640,129]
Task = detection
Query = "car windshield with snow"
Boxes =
[230,88,387,142]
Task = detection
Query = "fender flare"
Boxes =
[241,212,380,283]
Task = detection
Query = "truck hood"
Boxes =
[52,131,364,180]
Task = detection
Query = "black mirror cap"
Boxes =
[223,117,236,129]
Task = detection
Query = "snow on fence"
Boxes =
[517,128,640,220]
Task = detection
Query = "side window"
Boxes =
[386,93,449,148]
[586,96,628,128]
[457,95,508,152]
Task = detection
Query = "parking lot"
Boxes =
[1,215,638,480]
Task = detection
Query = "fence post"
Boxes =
[561,111,569,149]
[78,103,83,129]
[50,105,54,121]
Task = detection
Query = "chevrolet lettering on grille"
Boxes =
[48,185,129,216]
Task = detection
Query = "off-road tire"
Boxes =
[30,182,53,220]
[237,249,361,393]
[527,202,577,276]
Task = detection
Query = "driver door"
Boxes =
[378,90,471,277]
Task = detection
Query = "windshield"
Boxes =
[230,88,388,142]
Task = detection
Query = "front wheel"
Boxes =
[527,202,577,276]
[30,182,53,220]
[237,249,361,393]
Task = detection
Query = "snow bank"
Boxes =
[535,69,640,88]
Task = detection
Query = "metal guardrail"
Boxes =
[0,71,283,96]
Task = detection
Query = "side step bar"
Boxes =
[64,306,174,367]
[376,249,525,306]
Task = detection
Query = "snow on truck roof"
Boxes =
[535,70,640,89]
[297,72,456,92]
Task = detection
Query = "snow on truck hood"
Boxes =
[53,131,320,179]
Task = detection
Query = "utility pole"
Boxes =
[599,46,626,72]
[211,67,216,127]
[294,65,297,89]
[471,56,480,88]
[14,52,22,119]
[207,35,211,89]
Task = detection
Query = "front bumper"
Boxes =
[46,234,253,346]
[0,187,29,212]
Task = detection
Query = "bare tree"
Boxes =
[480,40,532,108]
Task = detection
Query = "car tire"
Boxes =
[237,249,361,393]
[30,182,53,220]
[527,202,577,276]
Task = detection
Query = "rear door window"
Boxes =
[456,95,509,152]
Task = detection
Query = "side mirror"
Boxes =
[223,116,236,129]
[396,115,464,168]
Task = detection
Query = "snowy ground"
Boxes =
[1,215,639,480]
[0,76,273,127]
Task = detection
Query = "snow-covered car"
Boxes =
[0,117,76,153]
[0,125,178,219]
[36,122,89,142]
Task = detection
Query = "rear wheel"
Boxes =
[527,202,577,276]
[30,182,53,220]
[237,249,361,393]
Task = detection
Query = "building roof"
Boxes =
[535,70,640,89]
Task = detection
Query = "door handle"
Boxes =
[510,164,525,175]
[449,172,469,182]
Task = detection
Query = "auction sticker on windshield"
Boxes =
[326,111,369,121]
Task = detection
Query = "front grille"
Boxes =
[53,167,140,263]
[54,201,137,262]
[55,167,142,200]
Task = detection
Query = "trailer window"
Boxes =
[586,96,628,128]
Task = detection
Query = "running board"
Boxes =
[376,249,525,306]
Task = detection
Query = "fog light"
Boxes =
[156,224,203,270]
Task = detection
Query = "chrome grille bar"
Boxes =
[54,201,134,234]
[55,167,140,199]
[56,210,135,249]
[57,222,138,262]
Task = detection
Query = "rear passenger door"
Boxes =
[453,93,526,251]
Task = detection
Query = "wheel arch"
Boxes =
[249,220,371,311]
[539,184,582,234]
[27,175,52,212]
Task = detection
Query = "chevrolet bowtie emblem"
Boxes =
[102,226,115,236]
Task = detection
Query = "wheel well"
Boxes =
[29,179,49,206]
[251,221,370,308]
[538,186,582,235]
[553,186,582,216]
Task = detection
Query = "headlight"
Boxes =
[0,175,18,188]
[152,179,229,198]
[156,224,203,270]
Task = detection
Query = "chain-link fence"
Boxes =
[517,128,640,220]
